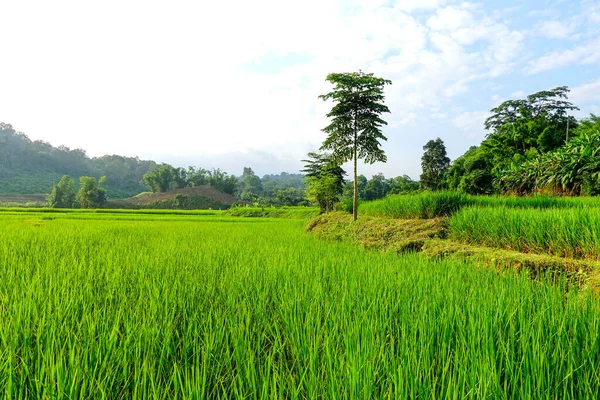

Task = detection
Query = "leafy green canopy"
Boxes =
[319,72,392,164]
[448,87,580,195]
[319,71,391,220]
[301,152,346,212]
[498,115,600,195]
[420,138,450,191]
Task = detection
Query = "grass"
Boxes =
[450,206,600,260]
[359,191,468,219]
[226,206,319,219]
[359,191,600,219]
[2,210,600,398]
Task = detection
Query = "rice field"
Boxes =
[2,210,600,398]
[359,191,600,219]
[450,206,600,259]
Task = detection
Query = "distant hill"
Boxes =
[0,122,310,205]
[0,122,158,198]
[112,185,239,210]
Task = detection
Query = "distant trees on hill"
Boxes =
[0,122,157,197]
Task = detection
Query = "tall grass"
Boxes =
[450,206,600,259]
[360,191,469,218]
[1,211,600,397]
[360,191,600,219]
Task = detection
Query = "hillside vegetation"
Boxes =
[0,123,156,198]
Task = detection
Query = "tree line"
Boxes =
[419,88,600,196]
[304,73,599,220]
[140,161,417,210]
[0,123,158,198]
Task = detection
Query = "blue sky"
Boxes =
[1,0,598,179]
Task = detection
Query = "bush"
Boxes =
[334,199,353,214]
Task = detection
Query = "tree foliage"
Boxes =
[142,164,187,193]
[449,87,580,195]
[319,71,391,220]
[76,176,107,208]
[0,123,157,197]
[302,152,345,212]
[420,138,450,191]
[498,114,600,195]
[238,167,263,202]
[46,175,77,208]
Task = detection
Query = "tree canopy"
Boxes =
[301,152,346,213]
[420,138,450,191]
[319,71,392,220]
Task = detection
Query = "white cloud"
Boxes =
[526,38,600,74]
[452,111,491,138]
[570,79,600,104]
[395,0,448,12]
[536,20,574,39]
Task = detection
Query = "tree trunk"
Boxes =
[353,130,358,221]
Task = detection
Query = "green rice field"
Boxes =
[450,206,600,259]
[2,209,600,398]
[359,191,600,219]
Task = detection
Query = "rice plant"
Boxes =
[450,206,600,259]
[360,191,600,219]
[359,191,469,218]
[1,211,600,398]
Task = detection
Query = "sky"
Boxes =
[1,0,599,179]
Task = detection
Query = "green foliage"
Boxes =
[420,138,450,190]
[449,87,580,195]
[305,174,340,213]
[3,210,600,397]
[76,176,107,208]
[238,167,263,202]
[142,164,187,193]
[204,168,238,195]
[302,152,345,212]
[46,175,76,208]
[387,174,420,194]
[498,115,600,195]
[363,173,388,200]
[319,71,392,220]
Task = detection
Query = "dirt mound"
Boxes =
[123,186,237,206]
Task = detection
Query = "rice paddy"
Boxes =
[450,206,600,259]
[359,190,600,219]
[2,209,600,398]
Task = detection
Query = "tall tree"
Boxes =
[319,71,392,221]
[420,138,450,190]
[484,86,579,159]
